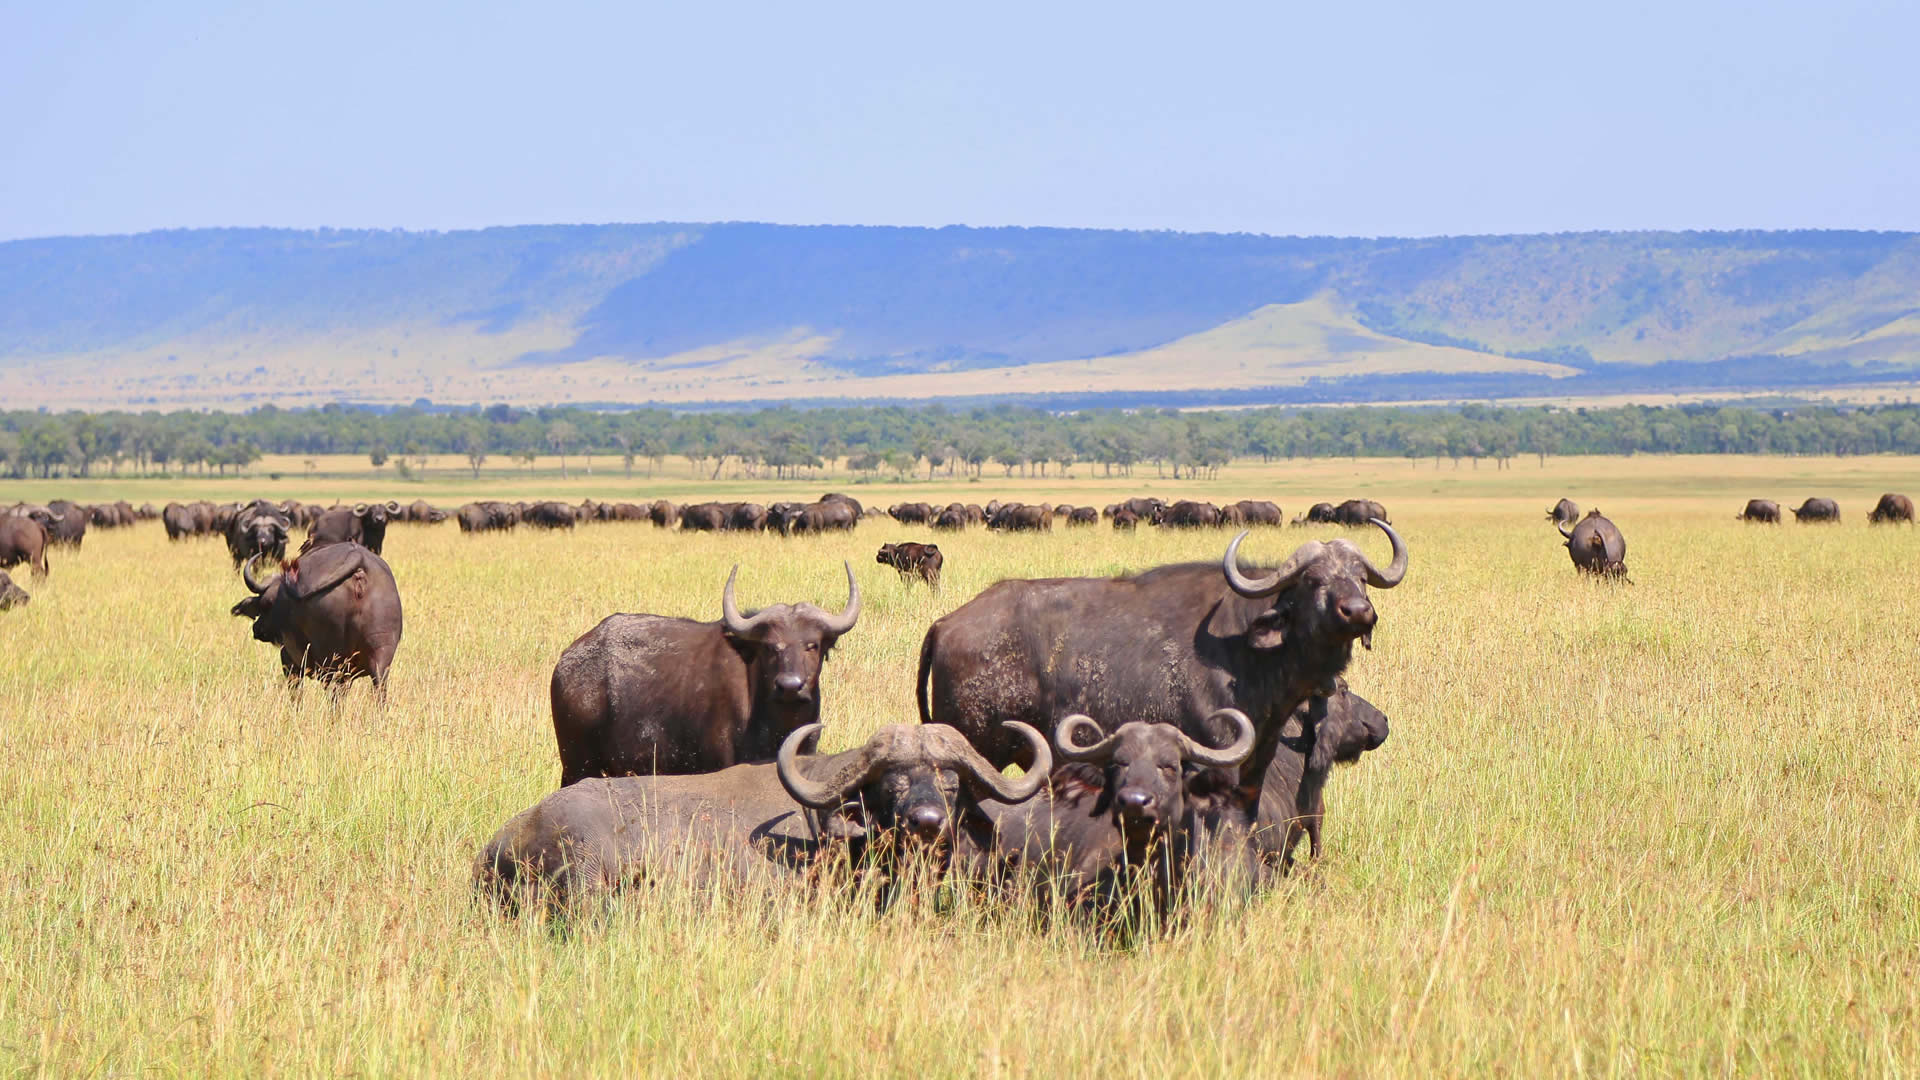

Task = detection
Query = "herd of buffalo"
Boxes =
[2,482,1911,926]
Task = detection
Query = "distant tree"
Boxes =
[547,420,578,479]
[463,429,488,479]
[369,445,389,468]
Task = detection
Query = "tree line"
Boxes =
[4,401,1919,480]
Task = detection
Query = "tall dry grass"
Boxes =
[3,457,1917,1075]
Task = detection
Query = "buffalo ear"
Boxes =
[820,801,868,840]
[1246,610,1286,651]
[230,597,264,618]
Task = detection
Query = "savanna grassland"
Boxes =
[3,455,1918,1076]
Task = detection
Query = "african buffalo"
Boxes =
[889,503,935,525]
[1559,509,1628,578]
[918,522,1407,787]
[932,506,969,530]
[820,493,864,517]
[727,502,769,531]
[1232,500,1283,527]
[475,721,1050,914]
[1066,507,1099,527]
[989,503,1052,532]
[1869,493,1914,524]
[550,563,862,785]
[1159,501,1222,528]
[1738,499,1781,524]
[0,516,50,578]
[38,502,86,548]
[1292,502,1337,526]
[304,501,401,554]
[230,543,404,694]
[1793,497,1840,523]
[406,499,448,524]
[523,501,578,530]
[163,501,210,540]
[1547,498,1580,526]
[679,503,727,531]
[877,542,943,588]
[1111,509,1140,530]
[988,708,1256,914]
[649,500,679,528]
[0,569,28,609]
[1332,499,1390,527]
[226,500,292,568]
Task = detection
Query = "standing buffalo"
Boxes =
[405,499,448,524]
[649,500,679,528]
[1547,498,1580,526]
[475,721,1050,914]
[679,503,727,531]
[163,501,211,540]
[1738,499,1781,524]
[35,502,87,548]
[523,501,578,530]
[230,543,404,694]
[225,500,291,568]
[888,503,935,525]
[1065,506,1100,527]
[549,563,862,785]
[988,503,1052,532]
[1559,509,1628,578]
[1332,499,1390,527]
[1869,493,1914,524]
[1111,509,1140,530]
[1231,500,1284,527]
[1792,497,1840,523]
[0,569,28,609]
[0,516,51,578]
[1159,501,1222,528]
[304,502,401,554]
[1292,502,1337,526]
[877,542,943,588]
[918,522,1406,778]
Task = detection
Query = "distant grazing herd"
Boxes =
[1,483,1910,926]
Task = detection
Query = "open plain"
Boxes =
[3,454,1918,1076]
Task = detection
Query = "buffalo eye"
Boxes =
[805,642,819,653]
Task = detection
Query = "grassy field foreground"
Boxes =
[3,457,1918,1075]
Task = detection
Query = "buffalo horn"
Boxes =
[1222,531,1321,598]
[720,565,778,635]
[1054,714,1120,763]
[817,561,861,636]
[776,723,878,810]
[352,502,369,516]
[1557,519,1574,541]
[242,553,269,595]
[949,722,1051,803]
[385,500,400,513]
[1177,708,1257,768]
[1356,519,1408,588]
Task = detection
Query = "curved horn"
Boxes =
[47,512,65,524]
[1356,519,1408,588]
[816,561,861,636]
[721,565,776,635]
[776,723,879,810]
[1221,531,1320,598]
[385,500,400,513]
[1053,714,1121,763]
[1557,519,1574,541]
[352,503,369,516]
[1177,708,1256,768]
[242,553,269,595]
[953,722,1051,803]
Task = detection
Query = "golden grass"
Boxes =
[4,456,1918,1075]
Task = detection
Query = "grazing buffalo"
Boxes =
[679,502,727,531]
[0,569,28,610]
[1111,509,1140,530]
[304,501,401,554]
[1547,498,1580,526]
[989,503,1052,532]
[877,542,943,588]
[405,499,448,524]
[550,563,862,785]
[37,502,87,548]
[1292,502,1337,526]
[727,502,769,531]
[1245,680,1391,870]
[136,503,158,521]
[163,501,211,540]
[918,522,1407,783]
[649,500,679,528]
[524,501,578,530]
[1332,499,1390,527]
[820,493,864,517]
[932,506,969,530]
[792,500,860,534]
[1231,500,1284,527]
[1559,509,1629,578]
[474,721,1050,914]
[1792,497,1840,523]
[889,503,935,525]
[230,543,404,694]
[226,500,292,568]
[1066,506,1100,527]
[0,516,51,578]
[1738,499,1782,524]
[989,708,1256,913]
[1160,500,1222,528]
[1869,493,1914,524]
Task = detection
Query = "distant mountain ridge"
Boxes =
[3,223,1918,409]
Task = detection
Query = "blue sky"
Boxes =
[1,0,1912,241]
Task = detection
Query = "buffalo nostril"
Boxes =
[907,806,946,835]
[1336,596,1375,626]
[1118,790,1154,813]
[774,674,805,692]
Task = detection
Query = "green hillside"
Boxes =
[2,225,1917,409]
